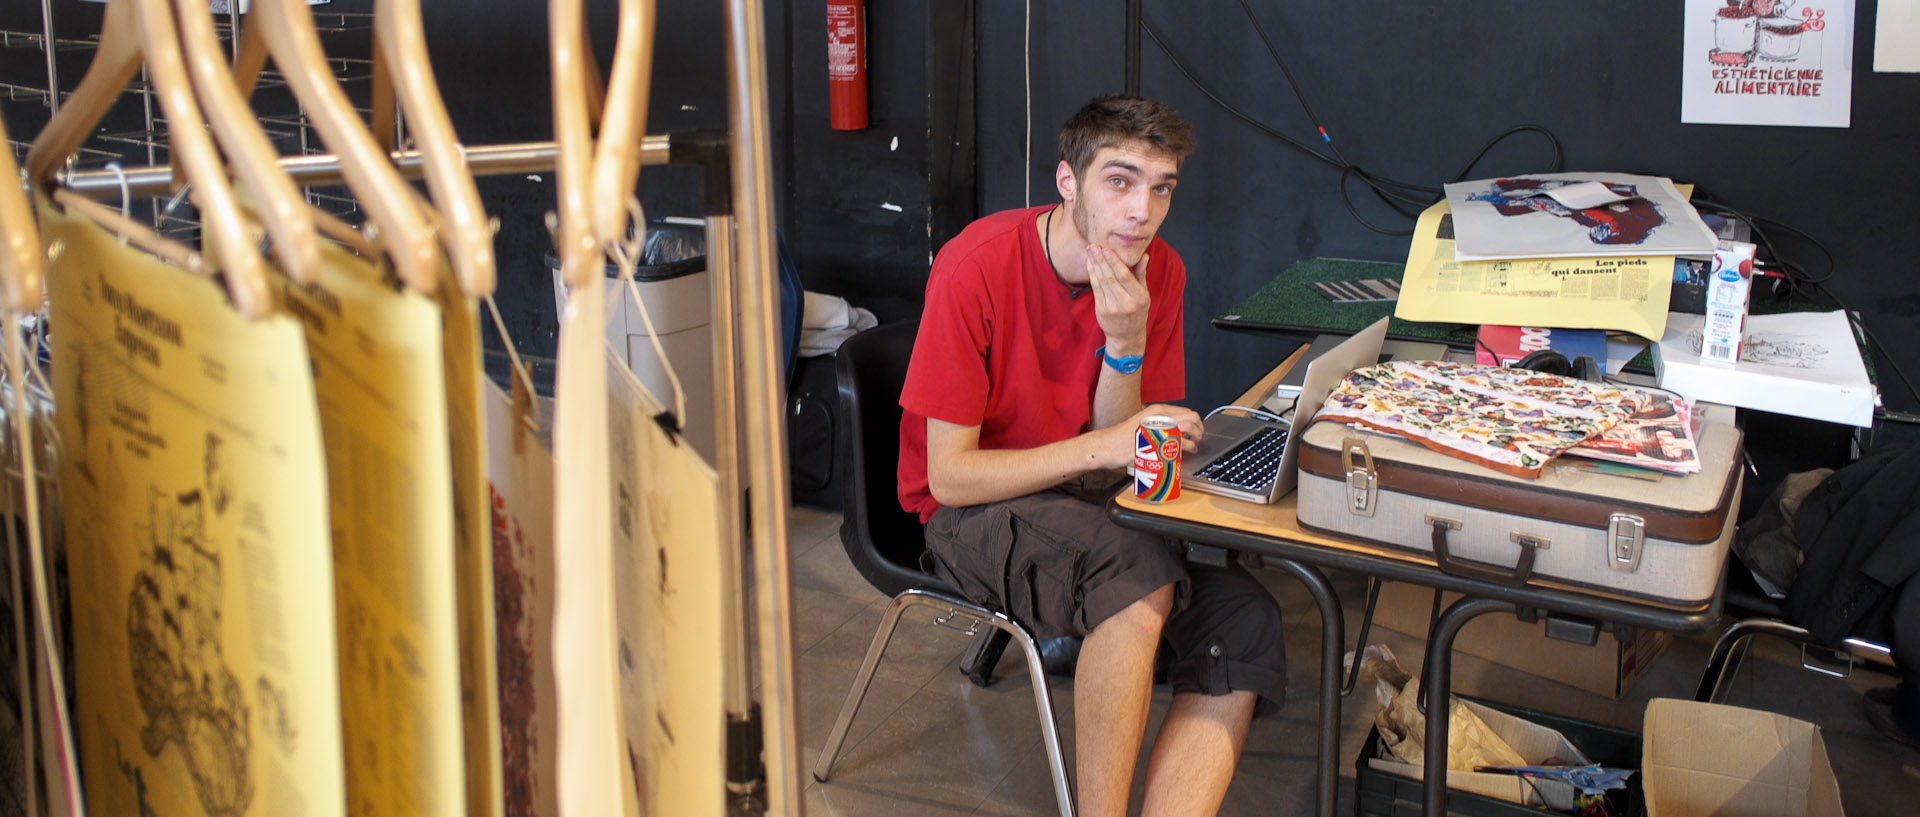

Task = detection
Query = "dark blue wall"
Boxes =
[7,1,1915,418]
[971,1,1920,416]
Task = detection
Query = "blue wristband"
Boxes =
[1097,346,1143,374]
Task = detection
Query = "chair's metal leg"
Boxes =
[1694,618,1804,703]
[960,626,1011,688]
[813,588,1075,816]
[1695,630,1751,704]
[1000,618,1075,817]
[811,591,917,782]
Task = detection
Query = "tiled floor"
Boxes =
[783,503,1920,816]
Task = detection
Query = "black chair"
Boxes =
[1693,566,1897,703]
[808,320,1075,817]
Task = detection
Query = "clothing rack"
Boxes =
[5,1,799,812]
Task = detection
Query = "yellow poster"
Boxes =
[1394,200,1675,341]
[282,246,466,817]
[433,277,503,817]
[45,204,347,817]
[606,353,725,817]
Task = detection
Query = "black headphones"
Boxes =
[1515,349,1603,383]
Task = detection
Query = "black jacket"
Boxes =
[1784,444,1920,647]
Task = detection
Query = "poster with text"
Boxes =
[1681,0,1854,127]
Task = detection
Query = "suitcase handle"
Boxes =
[1429,517,1537,587]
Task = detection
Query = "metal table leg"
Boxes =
[1271,558,1345,817]
[1421,596,1516,817]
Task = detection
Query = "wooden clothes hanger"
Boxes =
[24,0,273,319]
[589,0,655,251]
[233,0,442,293]
[168,0,324,285]
[551,0,657,286]
[548,0,598,290]
[0,115,45,314]
[370,0,496,297]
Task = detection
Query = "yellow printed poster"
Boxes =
[1394,200,1675,341]
[45,204,347,817]
[433,277,503,817]
[485,380,558,817]
[283,246,466,817]
[606,353,724,817]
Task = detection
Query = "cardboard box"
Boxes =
[1372,582,1671,700]
[1355,696,1643,817]
[1643,698,1845,817]
[1368,698,1593,811]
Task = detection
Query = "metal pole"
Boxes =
[703,212,767,811]
[38,0,58,113]
[56,137,672,199]
[1124,0,1140,95]
[722,0,800,814]
[1422,597,1515,817]
[1270,559,1344,817]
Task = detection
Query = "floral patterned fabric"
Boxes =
[1312,360,1642,478]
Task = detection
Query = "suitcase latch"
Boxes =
[1340,437,1378,518]
[1607,513,1646,572]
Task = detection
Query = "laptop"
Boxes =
[1181,317,1391,503]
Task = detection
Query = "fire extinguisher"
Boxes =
[826,0,868,130]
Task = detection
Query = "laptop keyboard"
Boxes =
[1195,426,1289,492]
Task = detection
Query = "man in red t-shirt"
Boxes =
[899,95,1286,817]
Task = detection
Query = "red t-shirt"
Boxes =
[898,205,1187,522]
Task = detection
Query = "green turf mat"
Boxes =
[1212,258,1478,346]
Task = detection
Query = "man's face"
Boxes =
[1060,141,1180,268]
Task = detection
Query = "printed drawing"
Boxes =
[1708,0,1829,68]
[1685,326,1832,368]
[492,483,540,817]
[126,439,253,817]
[1464,178,1667,247]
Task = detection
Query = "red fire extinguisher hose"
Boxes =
[827,0,868,130]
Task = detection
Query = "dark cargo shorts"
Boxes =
[922,472,1288,716]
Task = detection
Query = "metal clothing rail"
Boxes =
[56,135,679,199]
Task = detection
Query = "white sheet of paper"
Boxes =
[1874,0,1920,71]
[1543,181,1639,210]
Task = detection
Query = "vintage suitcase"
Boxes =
[1296,418,1743,607]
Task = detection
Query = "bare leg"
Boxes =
[1073,584,1174,817]
[1139,691,1258,817]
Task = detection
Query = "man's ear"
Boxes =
[1055,160,1076,202]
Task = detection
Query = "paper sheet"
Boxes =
[46,203,348,817]
[285,245,466,817]
[606,352,725,817]
[551,272,624,817]
[1874,0,1920,71]
[1394,200,1675,340]
[434,278,503,817]
[486,380,558,817]
[1442,173,1717,261]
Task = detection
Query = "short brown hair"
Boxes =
[1057,95,1196,178]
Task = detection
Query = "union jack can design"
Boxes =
[1133,415,1182,502]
